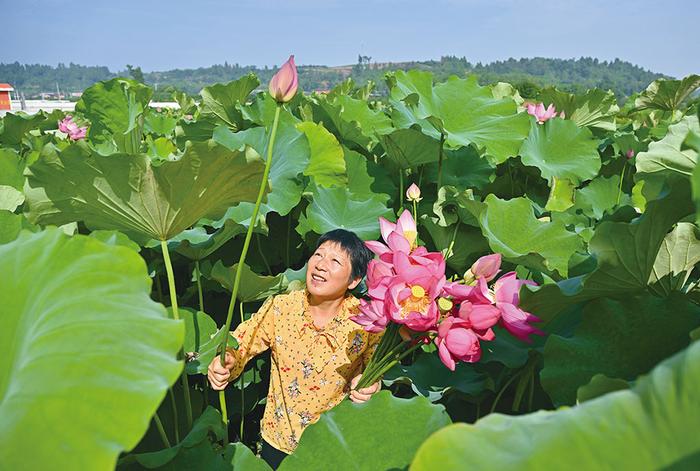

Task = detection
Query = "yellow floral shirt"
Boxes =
[226,289,382,453]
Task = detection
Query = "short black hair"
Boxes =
[314,229,373,280]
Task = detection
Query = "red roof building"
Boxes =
[0,83,14,110]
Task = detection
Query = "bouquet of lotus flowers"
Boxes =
[352,209,543,389]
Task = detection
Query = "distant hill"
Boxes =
[0,56,668,100]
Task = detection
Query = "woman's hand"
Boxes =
[349,374,381,403]
[207,351,235,390]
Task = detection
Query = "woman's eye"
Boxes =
[333,259,341,265]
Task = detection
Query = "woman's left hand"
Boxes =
[349,374,381,403]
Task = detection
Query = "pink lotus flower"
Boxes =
[470,253,501,282]
[352,298,389,333]
[526,103,559,124]
[457,301,501,332]
[365,258,394,300]
[383,250,446,331]
[58,115,87,140]
[365,210,419,261]
[435,317,482,370]
[269,55,298,103]
[405,183,422,202]
[626,149,635,159]
[493,272,543,342]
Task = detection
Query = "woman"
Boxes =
[208,229,382,468]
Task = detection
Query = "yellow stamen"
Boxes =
[411,285,426,298]
[437,297,453,312]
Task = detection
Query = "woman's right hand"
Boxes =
[207,351,235,390]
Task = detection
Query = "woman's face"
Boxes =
[306,241,360,300]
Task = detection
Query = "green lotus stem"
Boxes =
[256,233,272,274]
[155,273,164,304]
[220,390,229,444]
[490,370,522,414]
[412,201,418,225]
[160,240,194,431]
[616,161,627,205]
[195,259,204,313]
[527,368,535,412]
[446,221,460,260]
[217,103,282,444]
[239,302,245,442]
[399,171,405,210]
[437,133,445,190]
[153,412,171,449]
[357,341,425,390]
[168,389,180,444]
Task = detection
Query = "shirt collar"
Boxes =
[297,289,355,350]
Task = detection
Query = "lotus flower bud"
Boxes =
[626,149,635,159]
[471,253,501,282]
[405,183,422,202]
[269,55,298,103]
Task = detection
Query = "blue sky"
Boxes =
[3,0,698,77]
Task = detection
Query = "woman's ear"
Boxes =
[348,277,362,290]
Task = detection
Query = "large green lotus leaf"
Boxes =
[635,115,698,200]
[537,87,619,130]
[383,353,492,402]
[0,112,47,145]
[24,139,265,240]
[179,307,218,354]
[423,145,495,191]
[298,121,347,187]
[199,74,260,130]
[176,118,218,143]
[541,292,700,405]
[388,71,530,163]
[144,113,177,136]
[378,127,441,169]
[411,338,700,470]
[520,118,601,185]
[313,94,393,149]
[0,228,183,470]
[633,74,700,112]
[0,147,25,189]
[0,185,24,211]
[279,391,451,470]
[520,178,694,321]
[297,186,392,240]
[344,146,390,202]
[478,194,584,276]
[648,222,700,294]
[214,109,308,216]
[432,186,478,227]
[89,229,141,252]
[208,261,287,302]
[576,374,630,403]
[573,174,631,220]
[544,176,575,212]
[75,78,153,151]
[224,442,273,471]
[167,219,248,260]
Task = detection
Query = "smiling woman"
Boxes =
[207,229,381,468]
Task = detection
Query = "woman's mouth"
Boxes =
[311,273,327,283]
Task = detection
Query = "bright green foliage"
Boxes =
[199,74,260,130]
[24,140,266,240]
[633,75,700,112]
[573,175,630,219]
[0,229,183,470]
[538,87,619,130]
[76,78,153,153]
[297,186,393,240]
[379,128,441,169]
[279,391,451,470]
[648,222,700,293]
[388,71,530,163]
[520,118,601,184]
[299,121,347,187]
[478,194,584,276]
[412,339,700,470]
[209,261,287,302]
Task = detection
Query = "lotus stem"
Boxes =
[168,388,180,444]
[240,302,245,442]
[160,240,193,431]
[616,161,626,205]
[195,259,204,313]
[399,171,405,211]
[437,133,445,190]
[256,233,272,274]
[153,412,171,449]
[412,200,418,225]
[217,103,282,444]
[490,370,522,414]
